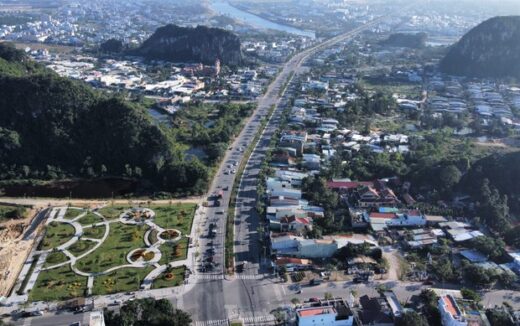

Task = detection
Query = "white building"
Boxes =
[438,295,467,326]
[296,299,354,326]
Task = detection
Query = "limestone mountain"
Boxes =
[440,16,520,78]
[136,24,242,66]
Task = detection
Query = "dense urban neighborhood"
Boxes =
[1,0,520,326]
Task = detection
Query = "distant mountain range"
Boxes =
[440,16,520,78]
[135,24,242,66]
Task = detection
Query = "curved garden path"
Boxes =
[34,206,189,293]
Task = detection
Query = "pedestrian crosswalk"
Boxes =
[194,315,276,326]
[241,315,277,324]
[194,319,228,326]
[192,274,224,280]
[235,273,265,280]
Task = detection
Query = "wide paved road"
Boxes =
[182,16,389,324]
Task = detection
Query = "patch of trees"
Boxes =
[486,308,515,326]
[104,298,191,326]
[419,289,441,325]
[395,311,428,326]
[381,32,427,49]
[0,43,209,195]
[319,89,397,128]
[460,151,520,215]
[0,205,27,220]
[469,236,508,263]
[100,39,124,53]
[301,176,342,235]
[461,260,517,288]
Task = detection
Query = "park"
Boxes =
[24,203,196,302]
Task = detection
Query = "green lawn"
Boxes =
[82,225,106,239]
[64,208,85,220]
[30,204,193,301]
[68,240,97,257]
[40,222,76,250]
[44,251,69,267]
[152,204,196,234]
[97,205,130,220]
[92,267,154,295]
[159,238,188,265]
[151,266,185,289]
[29,265,87,302]
[75,223,148,273]
[77,213,103,226]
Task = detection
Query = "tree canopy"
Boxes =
[104,298,191,326]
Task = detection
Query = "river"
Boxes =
[209,1,316,39]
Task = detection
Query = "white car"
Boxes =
[231,169,236,174]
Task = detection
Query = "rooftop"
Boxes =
[297,307,336,318]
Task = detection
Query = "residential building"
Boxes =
[296,298,353,326]
[438,295,467,326]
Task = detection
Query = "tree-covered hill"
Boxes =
[440,16,520,78]
[135,24,242,66]
[0,42,208,195]
[459,151,520,214]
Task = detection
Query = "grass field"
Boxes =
[63,208,85,220]
[158,238,188,265]
[77,213,103,226]
[97,205,129,220]
[29,204,195,301]
[40,222,76,250]
[152,203,196,234]
[151,266,185,289]
[75,223,148,273]
[92,267,154,295]
[43,251,69,268]
[68,240,98,257]
[82,225,106,239]
[29,265,87,302]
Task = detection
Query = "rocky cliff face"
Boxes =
[136,24,242,66]
[440,16,520,78]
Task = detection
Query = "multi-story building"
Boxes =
[438,295,467,326]
[296,298,354,326]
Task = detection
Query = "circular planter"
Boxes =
[157,229,182,243]
[127,247,161,265]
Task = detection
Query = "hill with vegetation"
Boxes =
[0,42,208,195]
[440,16,520,78]
[381,32,427,48]
[136,24,242,65]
